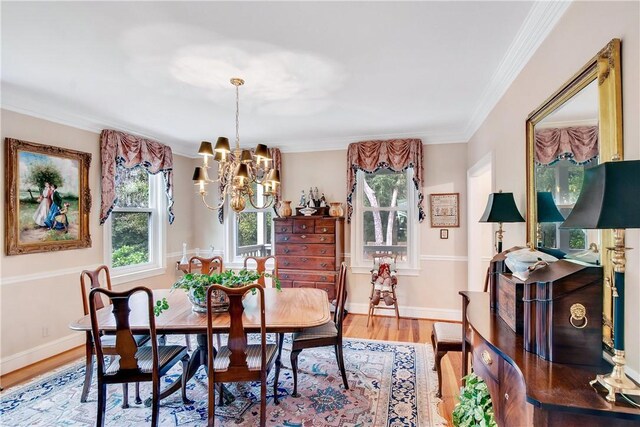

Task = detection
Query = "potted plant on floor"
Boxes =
[452,372,497,427]
[172,269,281,313]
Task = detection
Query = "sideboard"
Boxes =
[460,291,640,426]
[273,216,344,301]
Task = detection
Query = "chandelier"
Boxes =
[192,78,280,213]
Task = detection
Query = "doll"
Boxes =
[371,262,396,306]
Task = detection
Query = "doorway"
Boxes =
[467,153,494,291]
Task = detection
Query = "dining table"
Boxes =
[69,287,331,402]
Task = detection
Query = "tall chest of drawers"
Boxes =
[273,216,344,301]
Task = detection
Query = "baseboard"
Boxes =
[346,302,462,322]
[0,333,84,376]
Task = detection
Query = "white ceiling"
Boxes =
[1,1,569,155]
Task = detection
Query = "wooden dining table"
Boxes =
[69,287,331,402]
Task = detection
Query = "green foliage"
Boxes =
[238,212,258,247]
[172,269,282,303]
[112,245,148,268]
[153,298,169,316]
[452,372,498,427]
[25,161,63,191]
[115,166,149,208]
[569,229,586,249]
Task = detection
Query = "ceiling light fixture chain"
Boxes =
[192,77,280,215]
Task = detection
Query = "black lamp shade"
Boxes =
[240,149,252,163]
[561,160,640,230]
[197,141,214,156]
[192,166,208,182]
[254,144,269,159]
[537,192,564,223]
[214,137,231,153]
[479,192,525,223]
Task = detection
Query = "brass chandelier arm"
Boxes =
[199,191,226,211]
[246,193,276,210]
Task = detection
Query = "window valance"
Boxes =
[346,139,424,222]
[217,147,282,224]
[535,126,598,165]
[100,129,175,224]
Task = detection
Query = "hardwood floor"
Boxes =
[0,314,462,425]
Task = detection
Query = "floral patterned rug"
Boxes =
[0,338,446,426]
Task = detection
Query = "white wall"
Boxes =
[466,1,640,377]
[0,109,195,374]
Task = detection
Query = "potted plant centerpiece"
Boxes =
[172,269,281,313]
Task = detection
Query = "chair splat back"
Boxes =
[189,256,224,275]
[334,263,348,335]
[80,265,112,315]
[89,286,158,375]
[206,284,267,372]
[243,256,278,287]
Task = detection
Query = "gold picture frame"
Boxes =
[5,138,92,255]
[525,39,623,350]
[429,193,460,228]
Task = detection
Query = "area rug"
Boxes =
[0,338,446,426]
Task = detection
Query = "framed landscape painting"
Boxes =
[5,138,92,255]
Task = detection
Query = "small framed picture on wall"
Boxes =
[440,229,449,239]
[429,193,460,228]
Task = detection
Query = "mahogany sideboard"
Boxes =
[274,216,344,301]
[460,291,640,427]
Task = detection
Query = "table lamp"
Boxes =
[561,159,640,402]
[536,191,565,247]
[479,191,525,253]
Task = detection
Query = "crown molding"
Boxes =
[463,0,571,141]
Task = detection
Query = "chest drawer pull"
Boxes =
[282,274,289,279]
[300,235,306,239]
[320,237,326,242]
[282,236,289,241]
[320,249,327,254]
[301,224,307,229]
[320,276,327,281]
[481,350,493,366]
[301,257,308,262]
[321,263,328,268]
[504,393,509,401]
[283,261,290,266]
[569,303,588,329]
[283,248,290,254]
[281,227,288,232]
[322,227,327,232]
[302,245,308,250]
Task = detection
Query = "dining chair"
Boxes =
[79,265,150,406]
[188,255,224,275]
[206,284,278,427]
[288,262,349,397]
[89,286,190,427]
[243,255,278,287]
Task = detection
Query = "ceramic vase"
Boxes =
[278,200,293,217]
[329,202,344,217]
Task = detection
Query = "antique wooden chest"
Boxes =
[273,216,344,301]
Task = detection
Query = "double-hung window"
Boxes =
[105,165,166,280]
[351,168,419,274]
[226,183,273,266]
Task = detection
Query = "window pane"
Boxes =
[363,210,408,261]
[236,210,273,257]
[363,169,408,208]
[115,166,150,208]
[111,212,150,267]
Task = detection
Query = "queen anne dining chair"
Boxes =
[188,255,224,275]
[79,265,150,406]
[89,286,190,427]
[243,255,278,287]
[206,284,278,427]
[287,262,349,397]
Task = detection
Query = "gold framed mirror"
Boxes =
[526,39,622,350]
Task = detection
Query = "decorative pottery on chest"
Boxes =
[329,202,344,217]
[278,200,293,217]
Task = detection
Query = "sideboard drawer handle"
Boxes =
[283,261,290,266]
[320,249,327,254]
[320,276,327,281]
[569,303,588,329]
[283,274,289,279]
[301,224,307,229]
[301,235,306,239]
[301,258,308,262]
[320,237,326,241]
[302,245,308,250]
[283,248,290,254]
[321,263,328,268]
[322,227,327,232]
[283,237,289,241]
[481,350,493,366]
[281,227,287,232]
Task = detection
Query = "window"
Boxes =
[535,158,594,252]
[105,165,165,279]
[226,183,274,266]
[351,168,419,273]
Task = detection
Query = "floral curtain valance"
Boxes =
[99,129,175,224]
[535,126,599,165]
[217,147,282,224]
[346,139,425,222]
